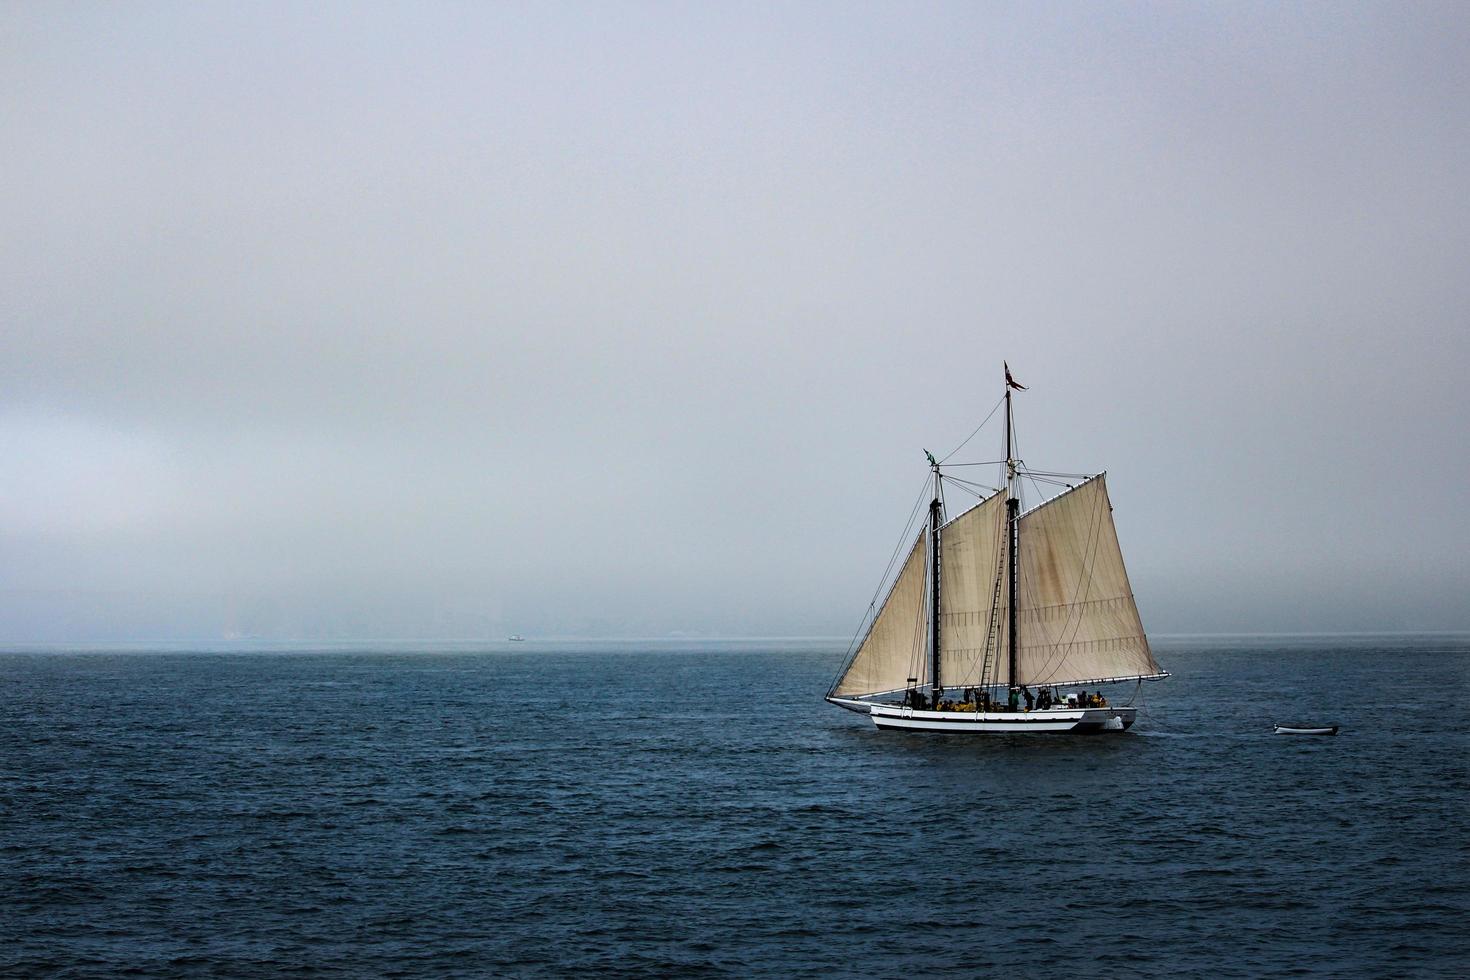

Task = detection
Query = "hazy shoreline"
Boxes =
[3,629,1468,655]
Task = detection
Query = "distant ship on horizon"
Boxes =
[507,635,526,642]
[826,363,1168,734]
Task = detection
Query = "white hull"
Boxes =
[855,702,1136,734]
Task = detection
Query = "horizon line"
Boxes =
[2,628,1469,650]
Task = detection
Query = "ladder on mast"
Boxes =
[977,547,1006,691]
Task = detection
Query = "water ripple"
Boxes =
[1,639,1466,976]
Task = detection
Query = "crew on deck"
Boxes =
[898,686,1109,712]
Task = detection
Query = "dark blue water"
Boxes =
[3,635,1466,977]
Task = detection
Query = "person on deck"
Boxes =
[1022,686,1035,710]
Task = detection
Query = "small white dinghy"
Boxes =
[1273,725,1339,736]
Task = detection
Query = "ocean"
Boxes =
[2,635,1466,977]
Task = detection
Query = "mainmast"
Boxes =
[928,452,942,704]
[1004,363,1021,703]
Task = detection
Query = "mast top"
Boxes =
[1004,362,1027,392]
[1003,363,1023,494]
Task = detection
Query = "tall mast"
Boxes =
[1004,366,1020,702]
[929,456,942,703]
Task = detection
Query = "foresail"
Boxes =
[832,531,929,697]
[1014,474,1162,687]
[937,492,1008,690]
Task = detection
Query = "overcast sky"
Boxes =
[3,2,1467,641]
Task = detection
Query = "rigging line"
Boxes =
[833,611,872,694]
[1023,469,1057,507]
[1017,476,1076,490]
[1022,476,1082,493]
[1024,474,1092,482]
[946,481,985,502]
[939,395,1005,464]
[937,460,1007,468]
[874,475,934,599]
[1019,481,1067,495]
[1011,425,1025,511]
[837,473,932,668]
[907,540,928,692]
[943,472,999,487]
[910,525,934,691]
[834,531,929,697]
[942,474,1001,494]
[1018,468,1093,478]
[946,478,981,499]
[1015,431,1067,512]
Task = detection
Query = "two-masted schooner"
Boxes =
[826,365,1168,733]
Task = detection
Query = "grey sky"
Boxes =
[3,2,1467,640]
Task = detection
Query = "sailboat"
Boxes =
[826,364,1168,733]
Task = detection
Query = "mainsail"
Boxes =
[1011,474,1162,686]
[831,531,929,697]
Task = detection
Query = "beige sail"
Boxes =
[832,531,929,697]
[1013,474,1161,687]
[937,492,1009,690]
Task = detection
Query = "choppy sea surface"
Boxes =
[2,634,1467,978]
